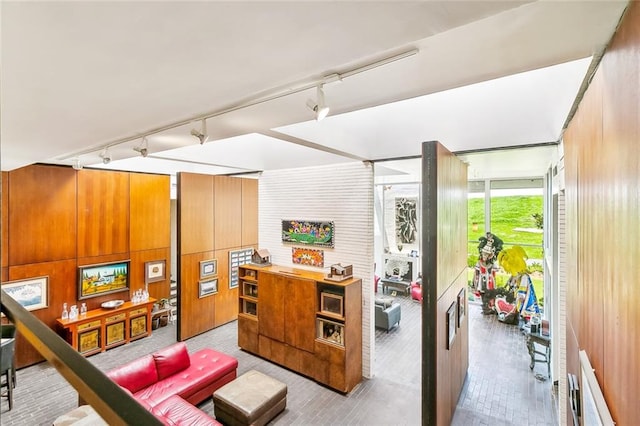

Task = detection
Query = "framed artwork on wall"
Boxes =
[457,288,466,327]
[145,259,166,284]
[2,276,48,312]
[199,259,217,280]
[292,247,325,267]
[199,279,218,298]
[78,261,130,300]
[229,248,253,289]
[281,219,334,248]
[447,301,457,350]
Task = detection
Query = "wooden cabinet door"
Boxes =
[258,272,285,341]
[284,276,316,352]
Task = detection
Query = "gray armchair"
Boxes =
[374,300,401,331]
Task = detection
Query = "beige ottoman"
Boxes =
[213,370,287,426]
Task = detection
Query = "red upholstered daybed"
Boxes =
[106,342,238,425]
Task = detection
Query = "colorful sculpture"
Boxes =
[494,246,540,324]
[473,232,503,314]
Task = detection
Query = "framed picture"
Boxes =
[457,288,466,327]
[317,318,345,347]
[292,247,325,267]
[199,259,217,279]
[320,292,344,318]
[145,259,166,284]
[281,219,334,248]
[78,261,130,300]
[199,279,218,298]
[229,248,253,289]
[447,301,457,350]
[2,276,48,312]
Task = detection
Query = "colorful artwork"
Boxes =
[292,247,325,267]
[79,261,129,300]
[282,220,334,248]
[395,197,417,244]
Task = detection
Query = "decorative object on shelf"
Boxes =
[101,300,125,309]
[320,292,344,317]
[251,249,271,266]
[325,263,353,282]
[80,303,87,317]
[446,301,456,350]
[457,288,466,327]
[1,276,49,312]
[292,247,324,267]
[281,219,334,248]
[69,305,78,320]
[229,247,253,289]
[199,279,218,298]
[145,259,166,284]
[317,318,344,347]
[199,259,217,279]
[78,260,130,300]
[61,302,69,319]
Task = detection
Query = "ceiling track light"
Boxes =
[190,119,211,144]
[99,148,111,164]
[306,84,330,121]
[133,137,149,157]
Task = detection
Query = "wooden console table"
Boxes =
[56,299,155,357]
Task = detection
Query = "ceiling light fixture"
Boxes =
[190,119,211,144]
[99,148,111,164]
[306,84,330,121]
[72,158,83,170]
[133,137,149,157]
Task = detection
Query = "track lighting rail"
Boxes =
[58,48,418,161]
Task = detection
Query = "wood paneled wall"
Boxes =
[1,165,171,368]
[563,2,640,424]
[177,173,258,340]
[421,141,469,426]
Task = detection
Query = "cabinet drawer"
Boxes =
[106,313,126,323]
[77,320,101,331]
[129,307,147,316]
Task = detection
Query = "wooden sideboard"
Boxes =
[238,265,362,393]
[56,299,155,357]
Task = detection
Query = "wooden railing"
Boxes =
[0,289,162,425]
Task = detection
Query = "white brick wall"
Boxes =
[258,162,375,378]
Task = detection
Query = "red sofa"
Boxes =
[107,342,238,425]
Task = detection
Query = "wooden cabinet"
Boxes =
[238,265,362,393]
[56,299,155,357]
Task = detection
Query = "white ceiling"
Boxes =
[0,1,629,181]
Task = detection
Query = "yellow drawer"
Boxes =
[129,308,147,316]
[106,313,126,323]
[77,320,101,331]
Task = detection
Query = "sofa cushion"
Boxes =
[152,395,221,426]
[153,342,191,380]
[107,354,158,394]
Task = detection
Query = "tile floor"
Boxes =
[1,294,557,425]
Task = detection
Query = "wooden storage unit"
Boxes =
[56,299,155,357]
[237,265,362,393]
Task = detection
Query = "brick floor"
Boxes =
[1,293,556,425]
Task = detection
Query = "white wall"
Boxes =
[258,161,375,378]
